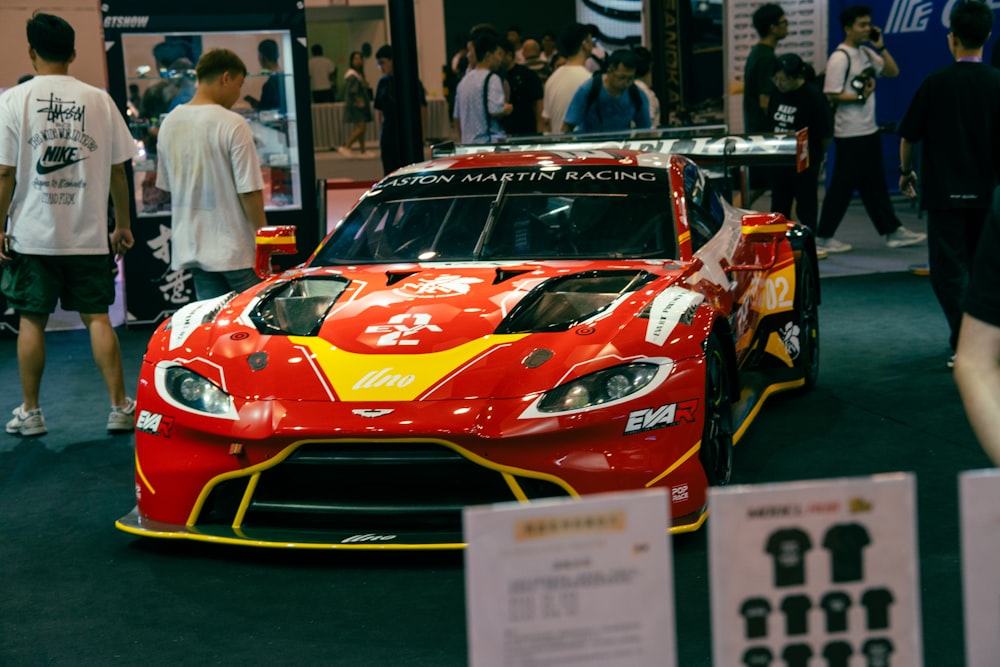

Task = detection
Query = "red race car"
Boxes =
[117,138,819,549]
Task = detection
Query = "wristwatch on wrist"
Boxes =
[899,167,914,176]
[877,46,886,52]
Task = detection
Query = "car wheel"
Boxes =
[700,333,734,486]
[794,251,820,392]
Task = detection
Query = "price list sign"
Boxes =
[709,474,923,666]
[960,469,1000,667]
[464,489,676,667]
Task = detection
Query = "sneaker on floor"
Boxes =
[816,236,852,253]
[107,397,136,432]
[337,146,353,157]
[6,405,47,437]
[885,225,927,248]
[815,247,829,260]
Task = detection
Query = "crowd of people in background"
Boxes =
[449,22,661,143]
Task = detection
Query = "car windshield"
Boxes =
[312,166,677,265]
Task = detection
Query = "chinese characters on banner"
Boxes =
[123,220,193,324]
[708,474,923,666]
[464,489,676,667]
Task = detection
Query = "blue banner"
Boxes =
[826,0,1000,189]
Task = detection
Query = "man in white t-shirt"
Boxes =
[543,24,594,134]
[453,32,512,143]
[156,48,268,301]
[308,44,337,103]
[816,4,926,254]
[0,13,137,436]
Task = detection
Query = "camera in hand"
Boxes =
[850,66,876,93]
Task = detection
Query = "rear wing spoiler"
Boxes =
[431,126,803,169]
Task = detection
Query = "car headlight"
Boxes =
[163,367,232,415]
[537,363,660,413]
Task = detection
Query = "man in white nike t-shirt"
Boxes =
[0,12,137,437]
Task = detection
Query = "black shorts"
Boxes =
[0,254,115,314]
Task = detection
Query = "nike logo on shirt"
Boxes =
[36,155,87,174]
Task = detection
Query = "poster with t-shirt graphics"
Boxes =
[464,488,676,667]
[960,469,1000,667]
[725,0,828,132]
[708,474,922,665]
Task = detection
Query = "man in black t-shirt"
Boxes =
[954,188,1000,464]
[743,3,788,133]
[898,1,1000,365]
[499,40,544,136]
[373,45,428,175]
[743,3,788,203]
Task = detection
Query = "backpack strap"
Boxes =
[482,71,495,143]
[584,72,604,124]
[584,72,644,128]
[833,47,851,92]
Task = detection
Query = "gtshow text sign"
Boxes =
[464,489,676,667]
[709,474,922,666]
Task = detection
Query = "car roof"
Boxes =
[394,149,674,174]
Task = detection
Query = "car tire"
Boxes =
[794,250,820,392]
[699,333,734,486]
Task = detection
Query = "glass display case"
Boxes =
[121,30,303,216]
[101,0,318,325]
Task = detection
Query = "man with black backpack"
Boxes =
[561,49,650,134]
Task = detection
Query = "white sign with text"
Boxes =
[960,469,1000,667]
[464,489,676,667]
[708,474,922,666]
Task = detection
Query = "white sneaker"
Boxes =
[885,225,927,248]
[815,247,829,260]
[6,405,47,436]
[337,146,353,157]
[816,236,852,253]
[107,397,136,432]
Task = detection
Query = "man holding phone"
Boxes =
[815,5,926,255]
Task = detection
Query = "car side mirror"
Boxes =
[726,213,787,273]
[254,225,298,278]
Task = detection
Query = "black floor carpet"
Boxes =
[0,272,985,666]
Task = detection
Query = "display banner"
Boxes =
[708,474,923,666]
[464,489,676,667]
[959,469,1000,667]
[726,0,828,132]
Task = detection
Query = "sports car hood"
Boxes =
[155,262,709,402]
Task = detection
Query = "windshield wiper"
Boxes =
[473,178,509,260]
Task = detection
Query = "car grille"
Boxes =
[198,441,571,534]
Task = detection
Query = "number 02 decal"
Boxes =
[765,277,793,311]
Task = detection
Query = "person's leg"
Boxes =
[854,133,902,236]
[793,166,819,233]
[344,122,366,151]
[80,312,128,408]
[222,268,261,294]
[770,167,795,220]
[817,137,860,239]
[190,268,233,301]
[16,311,48,411]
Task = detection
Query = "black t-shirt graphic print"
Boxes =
[823,523,871,583]
[781,594,812,635]
[861,587,894,630]
[820,591,852,632]
[741,597,772,639]
[766,527,812,587]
